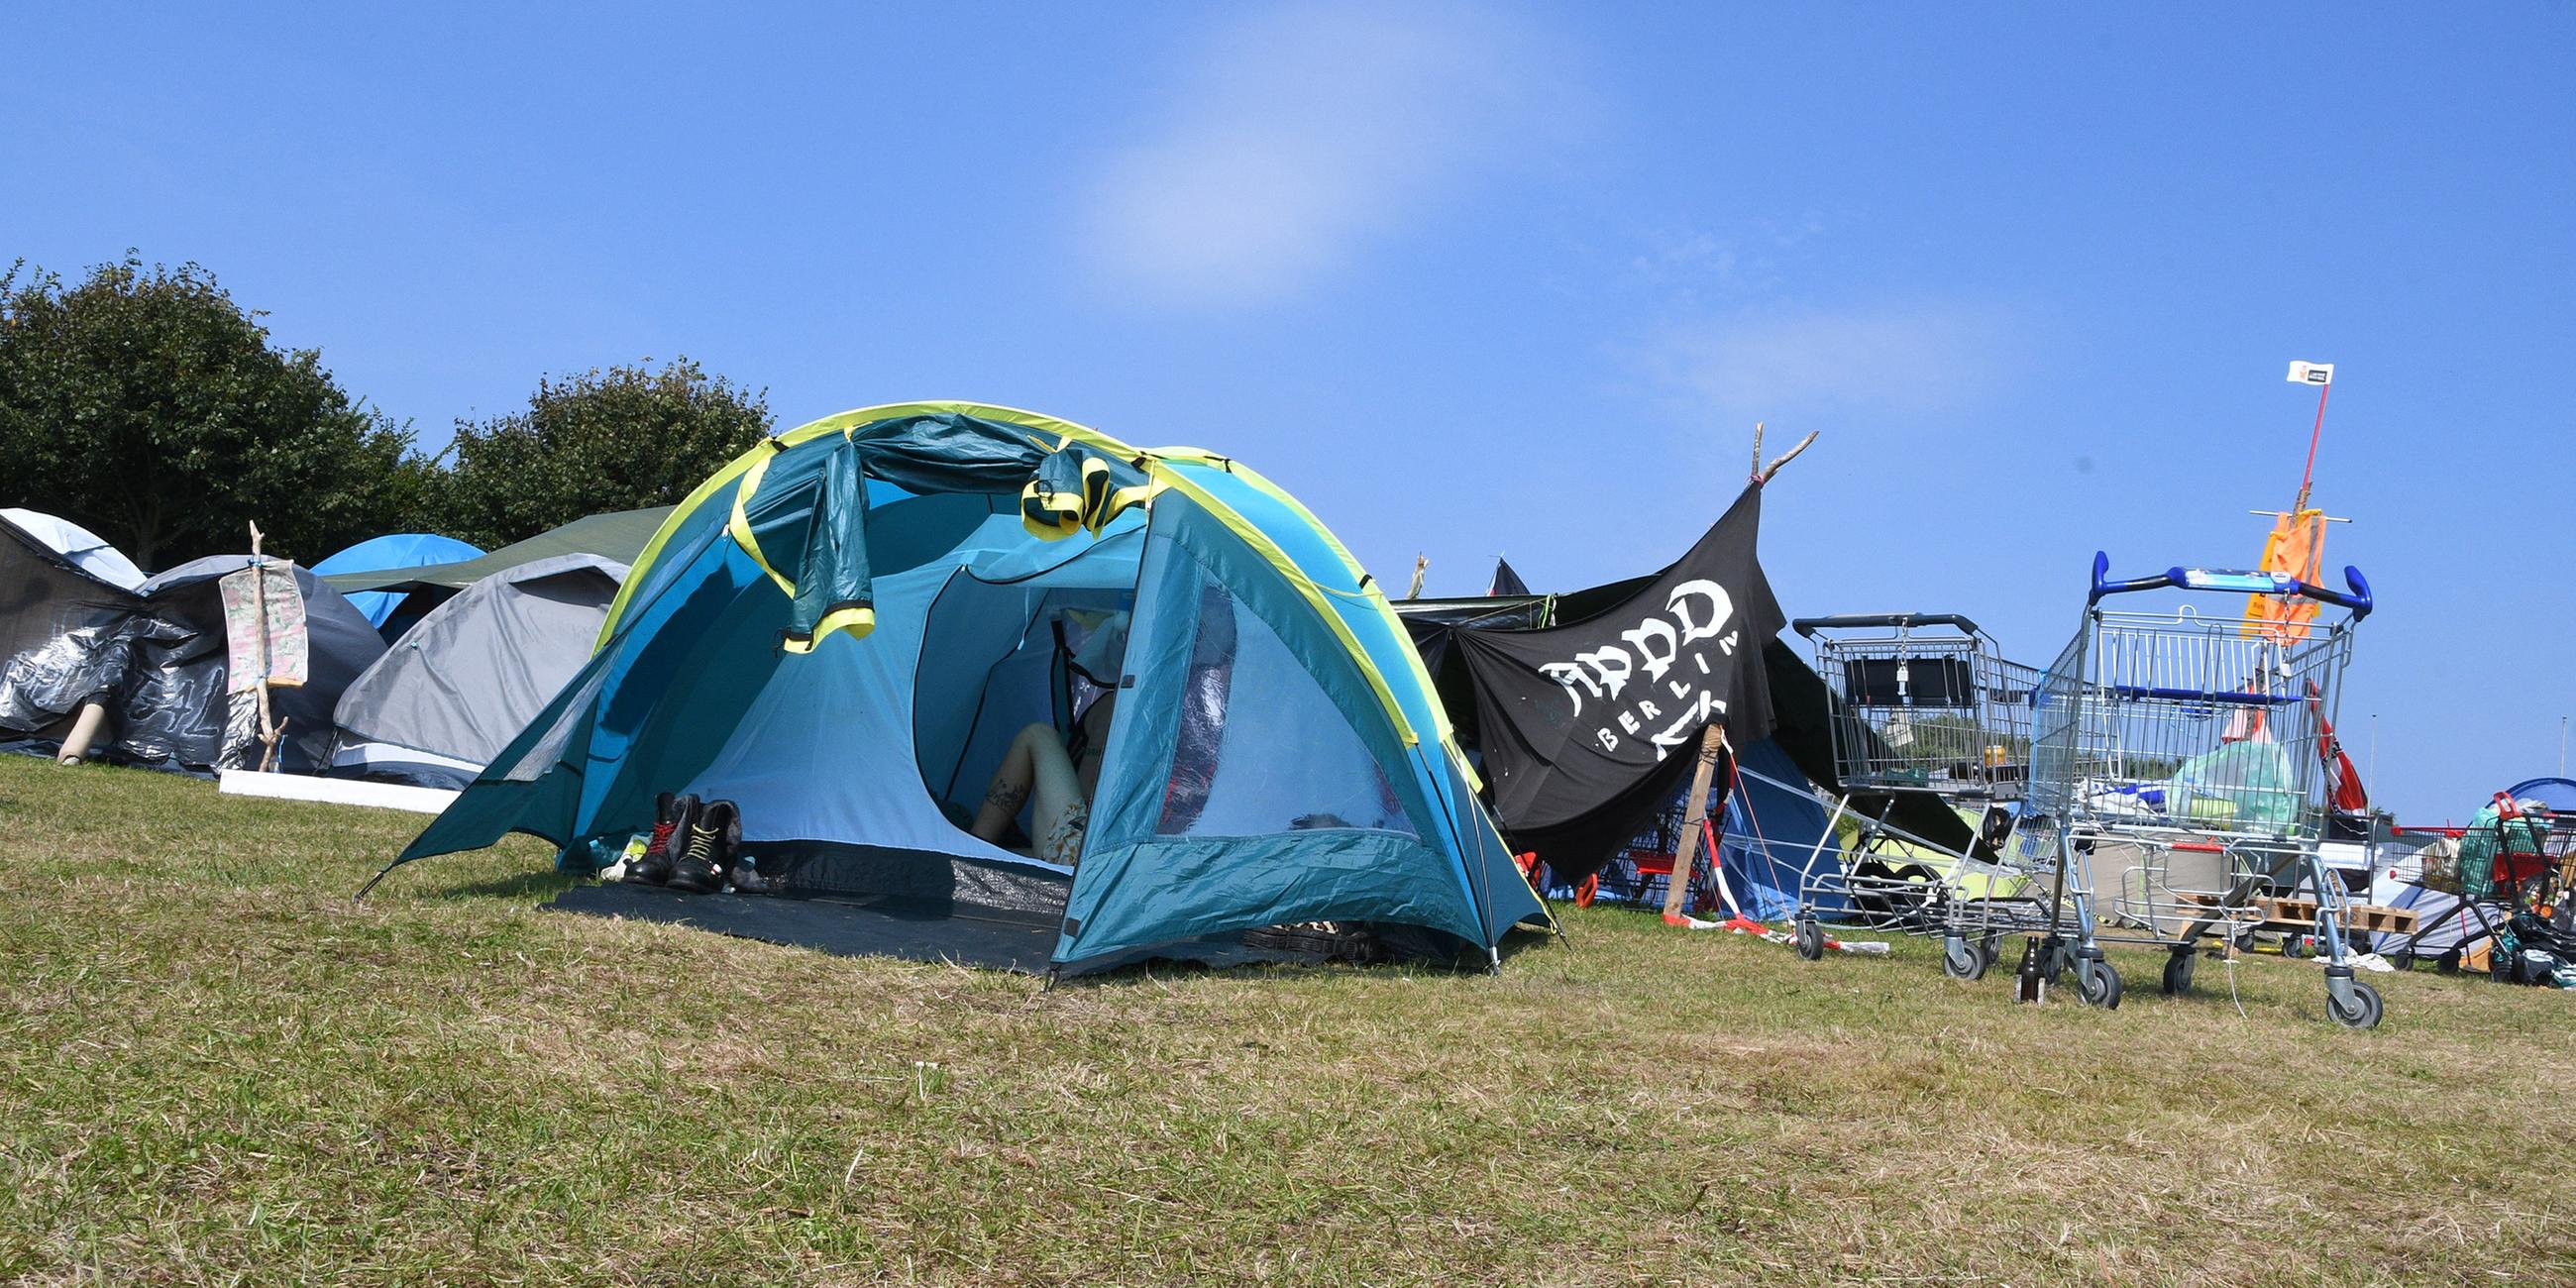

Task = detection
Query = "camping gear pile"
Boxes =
[2372,789,2576,984]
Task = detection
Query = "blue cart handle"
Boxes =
[2088,552,2372,620]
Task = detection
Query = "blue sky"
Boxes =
[8,3,2569,821]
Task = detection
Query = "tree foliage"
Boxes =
[0,256,422,569]
[438,359,771,549]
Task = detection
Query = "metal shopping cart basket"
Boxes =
[2019,554,2381,1026]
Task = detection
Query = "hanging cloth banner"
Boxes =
[2244,507,2326,643]
[218,560,309,692]
[1452,485,1784,852]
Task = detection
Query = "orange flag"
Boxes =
[2245,507,2326,642]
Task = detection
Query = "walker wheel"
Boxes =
[1942,936,1987,981]
[1792,918,1825,961]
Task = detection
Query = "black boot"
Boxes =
[667,799,741,895]
[625,793,696,886]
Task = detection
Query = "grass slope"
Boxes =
[2,755,2571,1285]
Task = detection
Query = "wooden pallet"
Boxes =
[2165,891,2417,936]
[2252,896,2417,936]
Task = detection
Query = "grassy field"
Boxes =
[3,755,2572,1286]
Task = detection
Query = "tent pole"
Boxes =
[1662,725,1730,923]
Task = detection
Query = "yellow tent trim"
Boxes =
[726,446,796,598]
[593,401,1451,760]
[782,603,877,655]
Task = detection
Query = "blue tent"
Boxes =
[2504,778,2576,812]
[311,533,483,631]
[385,403,1544,975]
[1713,741,1839,920]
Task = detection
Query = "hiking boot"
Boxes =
[625,793,696,886]
[667,799,741,895]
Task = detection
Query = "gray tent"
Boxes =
[329,553,628,789]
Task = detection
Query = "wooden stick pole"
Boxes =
[248,522,281,772]
[1757,430,1820,486]
[1662,724,1730,921]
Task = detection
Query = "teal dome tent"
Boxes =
[382,402,1546,974]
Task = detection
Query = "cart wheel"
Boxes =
[1979,932,2003,972]
[1942,936,1987,981]
[2328,981,2384,1030]
[2283,935,2309,960]
[1573,874,1598,909]
[2077,958,2122,1010]
[2161,949,2197,996]
[2434,950,2460,975]
[1792,917,1824,961]
[2384,951,2413,972]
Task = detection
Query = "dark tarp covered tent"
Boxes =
[1396,486,1785,880]
[1395,491,1980,888]
[125,557,387,773]
[379,402,1543,976]
[0,512,385,774]
[331,553,629,788]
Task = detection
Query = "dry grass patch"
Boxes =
[1,755,2572,1285]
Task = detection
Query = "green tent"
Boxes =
[321,507,673,596]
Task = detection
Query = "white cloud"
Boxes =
[1643,305,2011,421]
[1079,3,1559,305]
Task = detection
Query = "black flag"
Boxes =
[1487,558,1531,597]
[1452,486,1783,876]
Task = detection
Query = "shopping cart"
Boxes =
[2018,554,2381,1026]
[1785,614,2053,979]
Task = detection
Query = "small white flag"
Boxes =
[2287,361,2334,385]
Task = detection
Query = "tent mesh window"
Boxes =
[1153,570,1417,840]
[913,578,1127,834]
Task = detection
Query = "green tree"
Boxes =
[0,256,424,570]
[438,358,771,549]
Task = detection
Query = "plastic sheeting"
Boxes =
[1,508,146,590]
[0,521,386,774]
